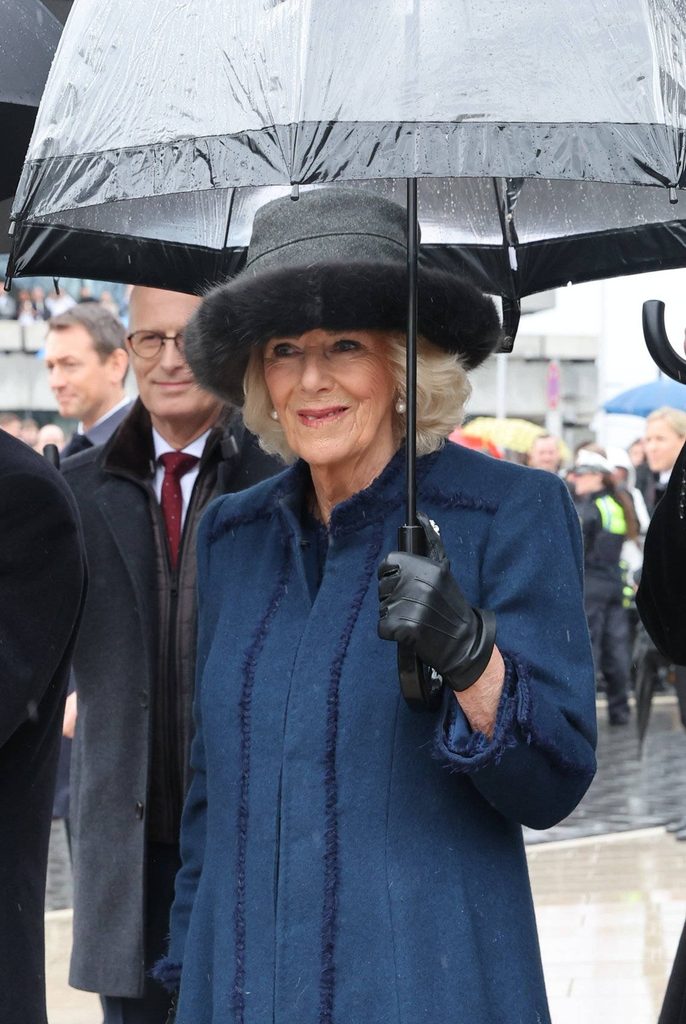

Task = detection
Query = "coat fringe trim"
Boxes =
[208,447,441,543]
[150,957,182,993]
[422,484,498,516]
[434,653,595,782]
[232,538,292,1023]
[319,522,386,1024]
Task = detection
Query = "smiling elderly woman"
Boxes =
[154,189,597,1024]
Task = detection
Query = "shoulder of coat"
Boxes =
[425,440,552,514]
[203,463,295,541]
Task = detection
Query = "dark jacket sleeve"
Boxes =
[636,440,686,663]
[0,463,85,748]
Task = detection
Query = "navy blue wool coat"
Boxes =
[163,442,597,1024]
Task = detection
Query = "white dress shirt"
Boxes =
[152,428,211,527]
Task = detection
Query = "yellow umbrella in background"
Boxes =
[461,417,571,462]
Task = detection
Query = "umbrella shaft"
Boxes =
[406,177,418,526]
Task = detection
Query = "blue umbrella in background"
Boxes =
[603,378,686,417]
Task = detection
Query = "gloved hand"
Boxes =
[378,514,496,692]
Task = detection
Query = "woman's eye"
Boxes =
[269,343,298,359]
[332,338,361,353]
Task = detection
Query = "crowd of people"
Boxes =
[523,418,686,737]
[0,283,122,324]
[0,188,683,1024]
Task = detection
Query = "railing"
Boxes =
[0,321,47,353]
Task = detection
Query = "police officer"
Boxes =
[570,448,639,725]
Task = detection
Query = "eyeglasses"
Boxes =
[127,330,185,359]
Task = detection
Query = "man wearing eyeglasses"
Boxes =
[62,286,280,1024]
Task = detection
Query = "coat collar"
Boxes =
[274,445,440,539]
[99,398,237,481]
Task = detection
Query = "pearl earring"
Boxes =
[395,398,406,414]
[270,409,279,421]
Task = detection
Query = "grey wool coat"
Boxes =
[62,400,279,997]
[160,442,597,1024]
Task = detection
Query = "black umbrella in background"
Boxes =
[8,0,686,707]
[0,0,61,203]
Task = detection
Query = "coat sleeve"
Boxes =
[156,503,220,986]
[0,467,84,749]
[636,440,686,663]
[433,468,597,830]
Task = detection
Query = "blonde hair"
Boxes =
[646,406,686,438]
[242,332,472,464]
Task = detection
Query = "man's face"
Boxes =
[644,418,685,474]
[528,436,560,472]
[45,325,120,424]
[0,416,21,438]
[127,288,221,431]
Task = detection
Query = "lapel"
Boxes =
[93,471,157,651]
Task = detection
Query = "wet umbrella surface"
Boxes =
[7,0,686,311]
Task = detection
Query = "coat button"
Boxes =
[135,801,144,820]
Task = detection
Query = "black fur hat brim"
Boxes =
[185,262,502,407]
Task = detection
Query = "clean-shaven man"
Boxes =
[45,302,132,456]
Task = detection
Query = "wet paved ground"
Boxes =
[525,695,686,845]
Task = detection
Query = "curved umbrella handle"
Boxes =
[642,300,686,383]
[43,443,61,469]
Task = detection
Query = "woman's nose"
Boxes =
[300,350,333,390]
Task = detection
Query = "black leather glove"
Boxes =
[378,514,496,692]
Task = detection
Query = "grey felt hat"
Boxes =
[184,188,502,407]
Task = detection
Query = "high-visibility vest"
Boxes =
[594,494,627,536]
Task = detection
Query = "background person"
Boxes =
[45,302,135,848]
[156,189,597,1024]
[19,418,40,448]
[35,423,66,454]
[63,286,279,1024]
[527,431,562,473]
[0,430,86,1024]
[644,406,686,511]
[0,412,22,438]
[45,303,132,457]
[568,447,638,725]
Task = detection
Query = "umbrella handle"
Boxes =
[500,298,520,353]
[43,444,61,470]
[642,300,686,383]
[396,523,444,711]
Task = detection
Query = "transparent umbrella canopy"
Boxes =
[7,0,686,314]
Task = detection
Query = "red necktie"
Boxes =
[159,451,200,568]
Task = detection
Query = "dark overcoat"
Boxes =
[636,438,686,1024]
[637,438,686,663]
[62,401,279,996]
[0,431,86,1024]
[163,442,597,1024]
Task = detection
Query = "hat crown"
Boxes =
[247,188,408,274]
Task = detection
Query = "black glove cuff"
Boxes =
[444,609,497,692]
